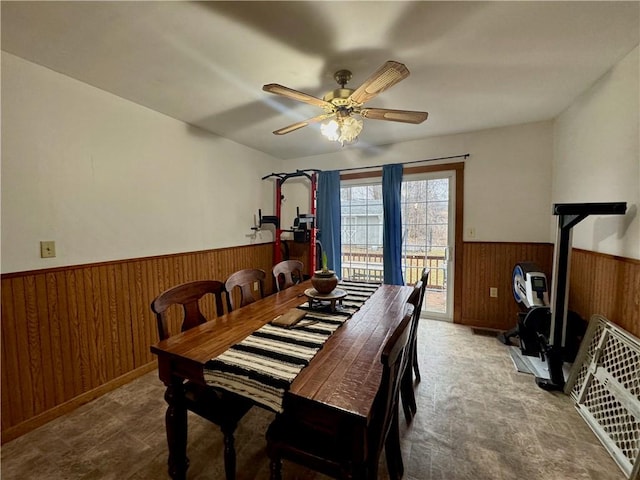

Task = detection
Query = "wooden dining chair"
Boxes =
[152,280,226,340]
[224,268,266,311]
[412,268,429,383]
[150,280,253,480]
[266,306,414,480]
[401,280,422,423]
[272,260,304,292]
[400,268,430,422]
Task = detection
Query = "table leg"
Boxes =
[221,423,237,480]
[164,379,189,480]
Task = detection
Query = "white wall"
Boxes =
[5,43,635,275]
[553,46,639,259]
[1,53,279,273]
[286,121,554,243]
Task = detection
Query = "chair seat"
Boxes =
[184,382,253,427]
[266,415,358,478]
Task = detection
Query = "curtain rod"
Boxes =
[332,153,470,173]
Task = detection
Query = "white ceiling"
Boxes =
[2,1,638,160]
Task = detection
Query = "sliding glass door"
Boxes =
[401,171,455,321]
[340,170,455,320]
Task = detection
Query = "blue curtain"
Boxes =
[317,171,342,277]
[382,164,404,285]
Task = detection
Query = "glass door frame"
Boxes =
[340,161,465,323]
[402,169,456,321]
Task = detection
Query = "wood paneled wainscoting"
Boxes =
[569,248,639,339]
[1,243,275,443]
[460,242,640,339]
[460,242,554,331]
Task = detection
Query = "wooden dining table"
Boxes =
[150,280,413,479]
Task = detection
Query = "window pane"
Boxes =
[427,178,449,201]
[402,201,426,226]
[427,201,449,224]
[341,182,384,281]
[403,180,427,203]
[405,223,426,249]
[427,224,448,249]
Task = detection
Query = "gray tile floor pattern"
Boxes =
[1,319,626,480]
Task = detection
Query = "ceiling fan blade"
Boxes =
[263,83,333,109]
[273,113,335,135]
[349,61,410,105]
[360,108,428,124]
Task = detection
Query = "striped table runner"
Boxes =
[204,281,379,412]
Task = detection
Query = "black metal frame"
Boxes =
[537,202,627,390]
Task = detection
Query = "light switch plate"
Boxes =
[40,241,56,258]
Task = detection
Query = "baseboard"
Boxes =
[1,362,157,444]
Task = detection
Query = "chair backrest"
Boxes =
[272,260,304,292]
[225,268,266,311]
[151,280,225,341]
[367,305,414,470]
[402,280,425,371]
[408,268,429,358]
[416,268,429,314]
[403,281,423,372]
[407,280,423,311]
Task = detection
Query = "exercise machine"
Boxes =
[512,262,549,310]
[500,202,627,391]
[498,262,551,357]
[499,262,585,361]
[257,170,320,273]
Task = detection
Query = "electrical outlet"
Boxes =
[490,287,498,298]
[40,241,56,258]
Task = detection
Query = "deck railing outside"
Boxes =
[341,251,446,288]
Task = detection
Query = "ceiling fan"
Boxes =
[263,60,428,145]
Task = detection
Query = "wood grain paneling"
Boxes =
[461,242,554,330]
[1,243,274,443]
[4,240,636,442]
[460,242,639,340]
[569,248,639,339]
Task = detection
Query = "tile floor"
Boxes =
[1,319,626,480]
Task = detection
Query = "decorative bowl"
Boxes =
[311,270,338,294]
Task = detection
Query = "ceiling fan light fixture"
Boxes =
[320,119,341,142]
[264,61,428,144]
[339,115,363,144]
[321,115,363,146]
